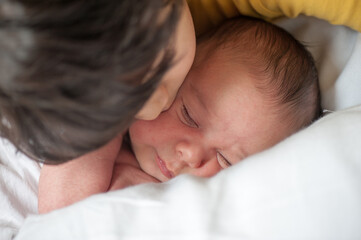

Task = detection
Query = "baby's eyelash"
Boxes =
[216,152,232,169]
[181,104,198,128]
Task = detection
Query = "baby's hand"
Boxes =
[108,147,159,190]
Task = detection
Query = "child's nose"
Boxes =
[175,142,204,168]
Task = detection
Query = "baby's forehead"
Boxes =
[208,105,291,164]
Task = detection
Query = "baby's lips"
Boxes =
[156,155,174,179]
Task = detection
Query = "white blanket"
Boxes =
[14,105,361,240]
[0,16,360,240]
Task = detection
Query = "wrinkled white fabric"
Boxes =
[0,140,40,240]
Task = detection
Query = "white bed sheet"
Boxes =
[0,15,360,240]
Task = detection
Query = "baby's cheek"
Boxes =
[191,161,223,178]
[129,120,155,144]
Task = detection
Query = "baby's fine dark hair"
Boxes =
[201,16,322,130]
[0,0,183,163]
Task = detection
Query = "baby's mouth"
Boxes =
[156,155,174,179]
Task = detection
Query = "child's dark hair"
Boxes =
[0,0,183,163]
[200,16,322,130]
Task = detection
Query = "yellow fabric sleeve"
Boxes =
[187,0,361,35]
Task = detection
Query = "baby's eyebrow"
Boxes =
[189,82,209,114]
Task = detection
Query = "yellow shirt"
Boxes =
[187,0,361,35]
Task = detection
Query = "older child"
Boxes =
[0,0,195,162]
[1,0,196,210]
[39,16,321,212]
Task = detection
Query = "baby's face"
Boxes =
[129,46,294,182]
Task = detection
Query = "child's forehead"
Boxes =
[191,50,254,91]
[185,66,263,122]
[192,43,278,108]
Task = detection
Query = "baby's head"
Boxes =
[0,0,195,162]
[198,16,321,130]
[129,16,321,182]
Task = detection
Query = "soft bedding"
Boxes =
[0,16,360,240]
[0,140,40,239]
[14,105,361,240]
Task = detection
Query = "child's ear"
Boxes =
[135,84,168,121]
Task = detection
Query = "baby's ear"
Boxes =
[135,84,168,121]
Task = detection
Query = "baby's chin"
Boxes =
[139,164,169,183]
[153,173,171,183]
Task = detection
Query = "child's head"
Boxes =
[129,16,321,182]
[0,0,195,162]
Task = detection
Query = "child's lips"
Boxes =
[156,155,174,179]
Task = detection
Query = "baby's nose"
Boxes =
[176,142,203,168]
